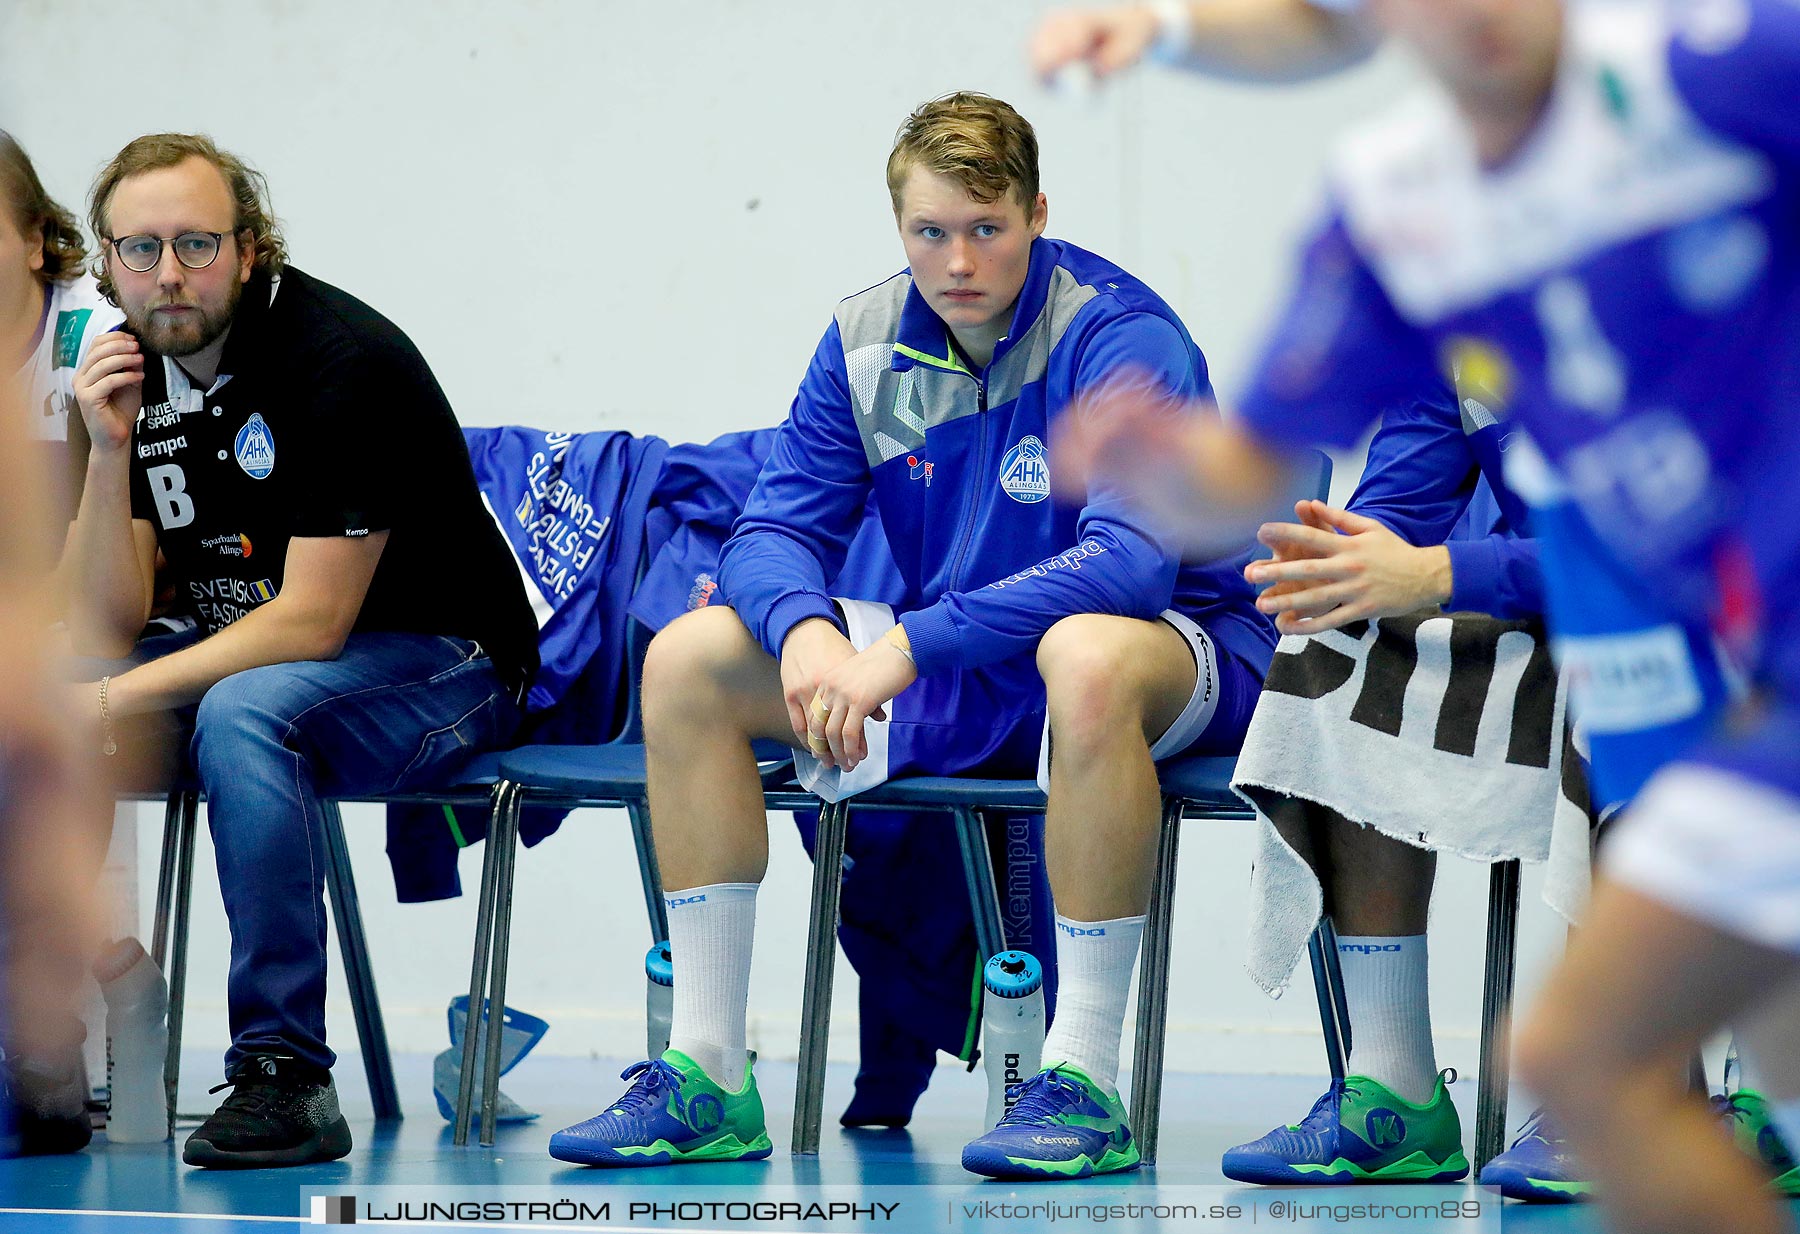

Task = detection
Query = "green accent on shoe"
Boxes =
[547,1049,770,1167]
[1340,1073,1466,1174]
[1529,1178,1595,1197]
[612,1131,775,1161]
[1289,1148,1471,1180]
[1771,1165,1800,1198]
[1005,1140,1142,1177]
[1224,1071,1467,1186]
[658,1049,767,1154]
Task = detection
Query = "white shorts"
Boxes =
[793,602,1224,803]
[1605,763,1800,954]
[1035,608,1222,792]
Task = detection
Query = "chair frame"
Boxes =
[138,778,502,1129]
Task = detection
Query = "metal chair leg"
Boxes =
[955,807,1007,962]
[164,792,198,1123]
[454,780,512,1146]
[792,797,850,1156]
[479,781,525,1147]
[320,800,400,1121]
[1308,916,1349,1083]
[1475,860,1521,1172]
[151,793,183,971]
[626,798,668,943]
[1129,796,1183,1166]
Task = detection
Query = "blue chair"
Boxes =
[789,777,1045,1153]
[457,739,797,1145]
[790,755,1306,1164]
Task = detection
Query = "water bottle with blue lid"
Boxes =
[981,951,1045,1129]
[645,941,674,1060]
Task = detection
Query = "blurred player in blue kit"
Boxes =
[1046,2,1800,1229]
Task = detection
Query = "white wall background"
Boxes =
[7,1,1574,1088]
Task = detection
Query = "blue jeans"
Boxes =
[88,632,519,1073]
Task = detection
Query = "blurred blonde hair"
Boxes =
[0,130,88,286]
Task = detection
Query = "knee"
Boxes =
[1037,615,1148,751]
[641,606,763,729]
[191,667,286,768]
[194,668,274,735]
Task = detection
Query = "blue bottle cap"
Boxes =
[982,950,1043,999]
[645,941,674,987]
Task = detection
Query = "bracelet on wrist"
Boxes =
[98,675,117,757]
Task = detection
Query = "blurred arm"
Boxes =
[1030,0,1378,86]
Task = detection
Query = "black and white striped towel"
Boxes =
[1231,610,1598,996]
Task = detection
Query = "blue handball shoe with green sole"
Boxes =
[547,1050,772,1167]
[1222,1071,1469,1185]
[961,1064,1140,1180]
[1478,1108,1590,1202]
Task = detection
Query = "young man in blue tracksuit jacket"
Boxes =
[546,92,1273,1180]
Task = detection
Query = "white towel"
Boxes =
[793,599,897,804]
[1233,611,1597,996]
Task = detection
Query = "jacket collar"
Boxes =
[891,237,1055,376]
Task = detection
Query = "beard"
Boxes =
[123,276,244,357]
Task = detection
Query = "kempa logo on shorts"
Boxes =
[1339,943,1402,954]
[235,412,276,479]
[138,435,187,459]
[998,434,1050,503]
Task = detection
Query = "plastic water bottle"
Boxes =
[94,938,169,1143]
[645,941,674,1060]
[981,951,1045,1130]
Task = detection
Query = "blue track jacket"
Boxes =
[719,238,1273,682]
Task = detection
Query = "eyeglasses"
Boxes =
[108,231,230,274]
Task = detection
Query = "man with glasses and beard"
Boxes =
[63,134,538,1169]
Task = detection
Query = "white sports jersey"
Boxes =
[17,272,123,443]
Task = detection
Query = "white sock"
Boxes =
[664,882,757,1091]
[1038,914,1145,1095]
[1339,934,1439,1105]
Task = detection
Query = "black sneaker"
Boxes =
[1,1043,94,1157]
[182,1055,352,1169]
